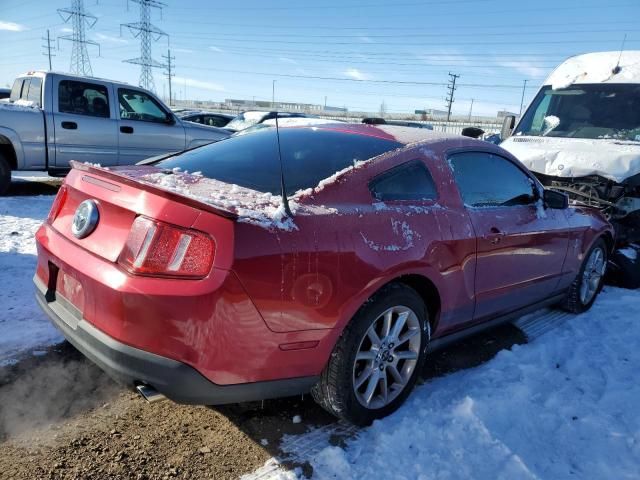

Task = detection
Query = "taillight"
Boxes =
[119,216,215,278]
[47,184,68,223]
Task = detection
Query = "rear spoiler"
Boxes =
[70,161,239,220]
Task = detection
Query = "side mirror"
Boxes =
[543,189,569,209]
[501,115,516,140]
[165,113,176,125]
[461,126,485,139]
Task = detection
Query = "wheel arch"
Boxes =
[0,134,18,170]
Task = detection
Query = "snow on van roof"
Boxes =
[546,51,640,90]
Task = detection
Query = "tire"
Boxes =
[561,238,608,313]
[0,153,11,196]
[605,247,640,289]
[311,283,430,426]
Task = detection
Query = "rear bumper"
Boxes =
[34,276,318,405]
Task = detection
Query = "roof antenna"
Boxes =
[274,112,292,217]
[612,34,627,75]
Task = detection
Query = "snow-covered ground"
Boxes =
[2,194,640,478]
[0,195,61,365]
[11,171,59,182]
[247,287,640,479]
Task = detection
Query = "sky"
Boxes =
[1,0,639,117]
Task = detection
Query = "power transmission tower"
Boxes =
[57,0,100,76]
[162,48,174,105]
[42,29,56,70]
[445,72,460,122]
[121,0,168,92]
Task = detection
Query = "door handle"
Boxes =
[61,121,77,130]
[120,126,134,134]
[486,227,506,245]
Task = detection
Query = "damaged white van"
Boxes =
[501,51,640,288]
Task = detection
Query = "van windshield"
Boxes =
[514,84,640,142]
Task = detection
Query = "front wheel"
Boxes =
[561,238,608,313]
[311,284,429,426]
[0,153,11,196]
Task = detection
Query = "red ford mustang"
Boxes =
[34,124,613,425]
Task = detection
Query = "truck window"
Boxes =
[117,89,169,123]
[10,78,28,102]
[58,80,110,118]
[26,77,42,107]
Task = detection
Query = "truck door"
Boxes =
[52,78,119,167]
[116,87,186,165]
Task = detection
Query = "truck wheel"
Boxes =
[311,283,429,426]
[0,153,10,196]
[606,247,640,289]
[561,238,608,313]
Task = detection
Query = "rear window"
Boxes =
[9,77,28,102]
[156,128,402,195]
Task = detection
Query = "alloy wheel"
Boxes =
[352,305,422,409]
[580,246,606,305]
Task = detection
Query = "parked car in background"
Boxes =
[0,88,10,100]
[362,117,433,129]
[234,116,345,136]
[225,110,316,132]
[501,51,640,287]
[0,71,230,194]
[35,124,612,425]
[178,110,234,128]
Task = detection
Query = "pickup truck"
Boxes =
[0,71,230,194]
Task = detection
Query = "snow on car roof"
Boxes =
[545,51,640,90]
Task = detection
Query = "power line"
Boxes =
[121,0,168,92]
[57,0,100,76]
[446,73,460,122]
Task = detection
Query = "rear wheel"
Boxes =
[561,238,608,313]
[311,284,429,426]
[0,153,11,196]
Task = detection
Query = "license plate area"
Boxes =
[46,261,84,329]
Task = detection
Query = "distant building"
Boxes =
[224,99,347,113]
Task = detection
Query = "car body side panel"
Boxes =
[232,146,478,339]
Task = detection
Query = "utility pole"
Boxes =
[121,0,168,92]
[519,79,528,116]
[42,29,55,70]
[445,72,460,122]
[162,48,174,106]
[57,0,100,76]
[272,80,276,108]
[468,98,474,122]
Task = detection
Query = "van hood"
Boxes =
[501,136,640,183]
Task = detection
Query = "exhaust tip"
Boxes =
[136,384,167,403]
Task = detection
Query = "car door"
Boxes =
[52,78,119,167]
[116,87,186,165]
[448,151,570,320]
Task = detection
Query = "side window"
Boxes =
[9,78,25,102]
[58,80,110,118]
[118,88,168,123]
[449,152,537,207]
[26,77,42,107]
[370,161,438,201]
[207,116,225,127]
